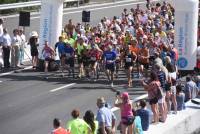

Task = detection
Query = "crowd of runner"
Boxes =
[0,1,200,134]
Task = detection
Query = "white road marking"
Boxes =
[50,83,76,92]
[0,81,2,83]
[0,66,32,77]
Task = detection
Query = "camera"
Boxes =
[116,91,121,97]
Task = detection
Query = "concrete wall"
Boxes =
[144,100,200,134]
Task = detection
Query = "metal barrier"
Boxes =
[0,0,80,10]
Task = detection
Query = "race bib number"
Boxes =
[126,57,132,62]
[66,53,71,57]
[91,57,96,61]
[107,60,114,64]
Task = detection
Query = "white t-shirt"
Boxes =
[2,34,11,46]
[12,35,21,46]
[0,24,3,37]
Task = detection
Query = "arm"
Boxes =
[142,80,149,91]
[114,97,122,107]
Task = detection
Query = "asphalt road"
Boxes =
[0,65,146,134]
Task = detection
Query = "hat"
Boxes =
[30,31,38,37]
[121,92,129,100]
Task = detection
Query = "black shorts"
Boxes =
[139,62,149,69]
[65,57,74,67]
[149,97,158,105]
[31,49,38,57]
[45,57,53,61]
[60,54,66,59]
[125,62,133,69]
[105,64,115,72]
[78,56,83,64]
[90,61,97,66]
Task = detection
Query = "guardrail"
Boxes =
[0,0,80,10]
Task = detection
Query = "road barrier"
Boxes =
[0,0,80,10]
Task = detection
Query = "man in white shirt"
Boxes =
[0,19,3,37]
[1,28,11,68]
[11,29,21,68]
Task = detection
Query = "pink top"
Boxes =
[121,102,133,118]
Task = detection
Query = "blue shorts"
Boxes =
[105,64,115,72]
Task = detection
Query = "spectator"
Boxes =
[83,110,98,134]
[67,109,89,134]
[155,64,167,122]
[142,71,160,123]
[29,31,39,69]
[96,97,116,134]
[42,41,55,73]
[132,109,143,134]
[1,28,11,68]
[136,100,151,131]
[0,18,3,37]
[11,29,21,68]
[166,62,177,114]
[184,76,199,102]
[18,29,26,65]
[114,92,134,134]
[176,85,185,111]
[52,118,70,134]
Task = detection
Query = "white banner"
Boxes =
[39,0,64,57]
[174,0,198,70]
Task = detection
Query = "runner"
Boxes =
[42,41,55,74]
[65,42,75,78]
[123,47,137,87]
[103,45,116,87]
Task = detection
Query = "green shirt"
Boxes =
[67,118,89,134]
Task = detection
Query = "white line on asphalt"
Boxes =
[50,83,76,92]
[0,81,2,83]
[111,94,148,112]
[0,66,32,77]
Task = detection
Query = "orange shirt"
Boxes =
[129,45,139,55]
[138,47,149,63]
[53,127,70,134]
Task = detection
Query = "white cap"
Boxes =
[30,31,38,37]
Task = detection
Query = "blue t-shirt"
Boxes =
[65,45,74,56]
[55,42,66,55]
[136,109,151,131]
[96,106,116,127]
[103,51,116,64]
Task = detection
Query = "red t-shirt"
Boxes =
[52,127,70,134]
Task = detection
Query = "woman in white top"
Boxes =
[166,62,177,114]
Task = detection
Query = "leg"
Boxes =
[151,103,159,123]
[121,123,128,134]
[44,60,49,73]
[128,66,133,87]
